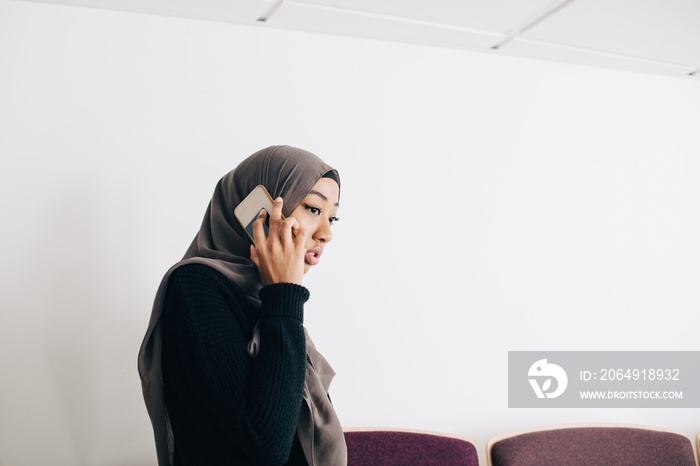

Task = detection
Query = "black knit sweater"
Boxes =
[161,263,309,465]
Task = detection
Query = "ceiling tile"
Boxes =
[22,0,270,23]
[519,0,700,68]
[18,0,700,79]
[500,37,697,77]
[265,2,505,50]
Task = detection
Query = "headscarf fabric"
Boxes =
[137,145,347,465]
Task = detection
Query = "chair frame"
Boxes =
[486,422,696,466]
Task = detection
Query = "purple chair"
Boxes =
[487,424,696,466]
[344,428,479,465]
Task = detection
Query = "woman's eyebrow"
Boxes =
[308,189,340,207]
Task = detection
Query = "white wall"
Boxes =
[2,1,699,464]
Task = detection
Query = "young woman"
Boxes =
[138,145,347,465]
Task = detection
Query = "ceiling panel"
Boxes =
[20,0,270,24]
[266,1,504,51]
[519,0,700,69]
[500,37,698,76]
[19,0,700,80]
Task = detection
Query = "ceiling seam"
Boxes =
[257,0,284,22]
[273,0,502,38]
[491,0,577,50]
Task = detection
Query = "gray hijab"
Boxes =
[137,145,347,465]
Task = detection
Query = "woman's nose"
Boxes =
[314,220,333,243]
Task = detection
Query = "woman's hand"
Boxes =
[249,197,309,286]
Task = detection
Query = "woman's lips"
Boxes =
[305,248,323,266]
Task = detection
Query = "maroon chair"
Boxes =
[344,428,479,465]
[487,424,696,466]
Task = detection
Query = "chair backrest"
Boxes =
[344,428,479,466]
[487,424,696,466]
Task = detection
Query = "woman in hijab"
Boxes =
[138,145,347,465]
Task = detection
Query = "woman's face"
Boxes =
[289,177,340,273]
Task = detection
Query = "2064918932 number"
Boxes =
[599,368,680,381]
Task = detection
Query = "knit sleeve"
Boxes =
[161,263,308,465]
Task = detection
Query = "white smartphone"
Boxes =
[234,185,279,243]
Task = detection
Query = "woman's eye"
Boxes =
[305,204,321,215]
[329,217,339,225]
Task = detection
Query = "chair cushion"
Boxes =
[490,427,695,466]
[344,430,479,466]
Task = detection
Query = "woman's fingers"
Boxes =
[292,225,309,250]
[252,198,303,247]
[249,197,306,286]
[267,197,284,236]
[249,244,259,267]
[279,216,299,245]
[251,208,268,245]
